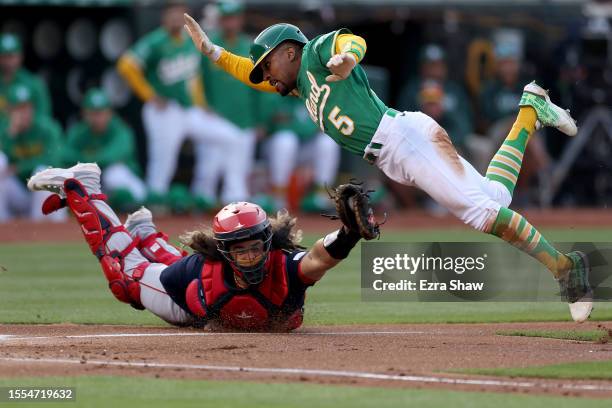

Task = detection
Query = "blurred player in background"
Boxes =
[64,88,147,211]
[0,33,52,123]
[417,80,471,154]
[261,93,340,212]
[117,0,240,206]
[0,84,64,222]
[397,44,472,146]
[28,162,364,331]
[197,0,262,206]
[185,15,593,322]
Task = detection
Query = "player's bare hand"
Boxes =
[325,53,357,82]
[183,13,215,56]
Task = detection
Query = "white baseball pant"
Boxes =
[102,163,147,202]
[371,111,512,231]
[266,130,340,188]
[142,101,242,195]
[0,158,67,222]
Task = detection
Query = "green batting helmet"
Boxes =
[249,23,308,84]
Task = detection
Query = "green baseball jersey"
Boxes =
[262,93,319,141]
[296,29,388,155]
[127,28,201,107]
[0,116,62,181]
[64,115,139,173]
[0,68,52,120]
[202,32,261,129]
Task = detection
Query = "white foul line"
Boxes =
[0,356,611,393]
[0,331,425,342]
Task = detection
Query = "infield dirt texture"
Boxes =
[1,209,611,406]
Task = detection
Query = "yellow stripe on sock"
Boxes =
[509,212,520,231]
[487,167,518,184]
[501,145,524,161]
[527,231,541,251]
[492,153,522,173]
[519,223,532,243]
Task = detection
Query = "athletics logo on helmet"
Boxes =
[213,202,273,285]
[249,23,308,84]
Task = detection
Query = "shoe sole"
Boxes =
[28,163,101,193]
[568,251,593,323]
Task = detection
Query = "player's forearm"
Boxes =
[300,238,342,283]
[117,55,156,102]
[335,34,367,63]
[215,50,277,93]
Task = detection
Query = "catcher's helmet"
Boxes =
[213,202,273,285]
[249,23,308,84]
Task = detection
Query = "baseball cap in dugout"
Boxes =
[418,80,445,105]
[83,88,111,110]
[218,0,244,16]
[0,33,22,55]
[7,84,32,106]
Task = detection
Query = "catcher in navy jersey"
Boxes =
[27,162,379,331]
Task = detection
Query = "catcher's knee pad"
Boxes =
[100,255,147,310]
[138,232,186,265]
[63,178,112,258]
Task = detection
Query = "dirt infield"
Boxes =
[3,208,612,243]
[1,321,611,397]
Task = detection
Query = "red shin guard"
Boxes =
[138,232,186,265]
[63,178,145,310]
[63,179,108,258]
[100,255,147,310]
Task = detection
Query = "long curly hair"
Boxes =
[179,209,305,260]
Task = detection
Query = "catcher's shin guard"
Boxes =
[138,232,186,265]
[100,255,147,310]
[63,178,114,258]
[64,178,147,310]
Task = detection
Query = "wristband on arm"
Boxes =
[323,227,361,260]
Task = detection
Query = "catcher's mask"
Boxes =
[213,202,273,285]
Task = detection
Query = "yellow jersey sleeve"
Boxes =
[335,34,367,63]
[116,54,156,102]
[215,49,277,93]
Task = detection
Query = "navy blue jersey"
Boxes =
[160,249,312,325]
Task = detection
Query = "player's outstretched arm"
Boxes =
[183,13,276,93]
[300,231,359,283]
[326,33,367,82]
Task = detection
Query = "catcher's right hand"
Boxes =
[325,182,382,240]
[184,13,215,56]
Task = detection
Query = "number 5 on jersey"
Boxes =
[328,106,354,136]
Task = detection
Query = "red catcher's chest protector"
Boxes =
[185,250,296,330]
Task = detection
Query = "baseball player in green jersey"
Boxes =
[117,0,241,200]
[185,15,593,322]
[0,84,65,222]
[196,0,263,204]
[64,88,147,208]
[0,33,52,122]
[260,92,339,212]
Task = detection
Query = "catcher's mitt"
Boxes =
[323,181,383,240]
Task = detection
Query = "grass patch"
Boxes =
[459,360,612,381]
[496,328,612,343]
[1,229,612,325]
[0,376,609,407]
